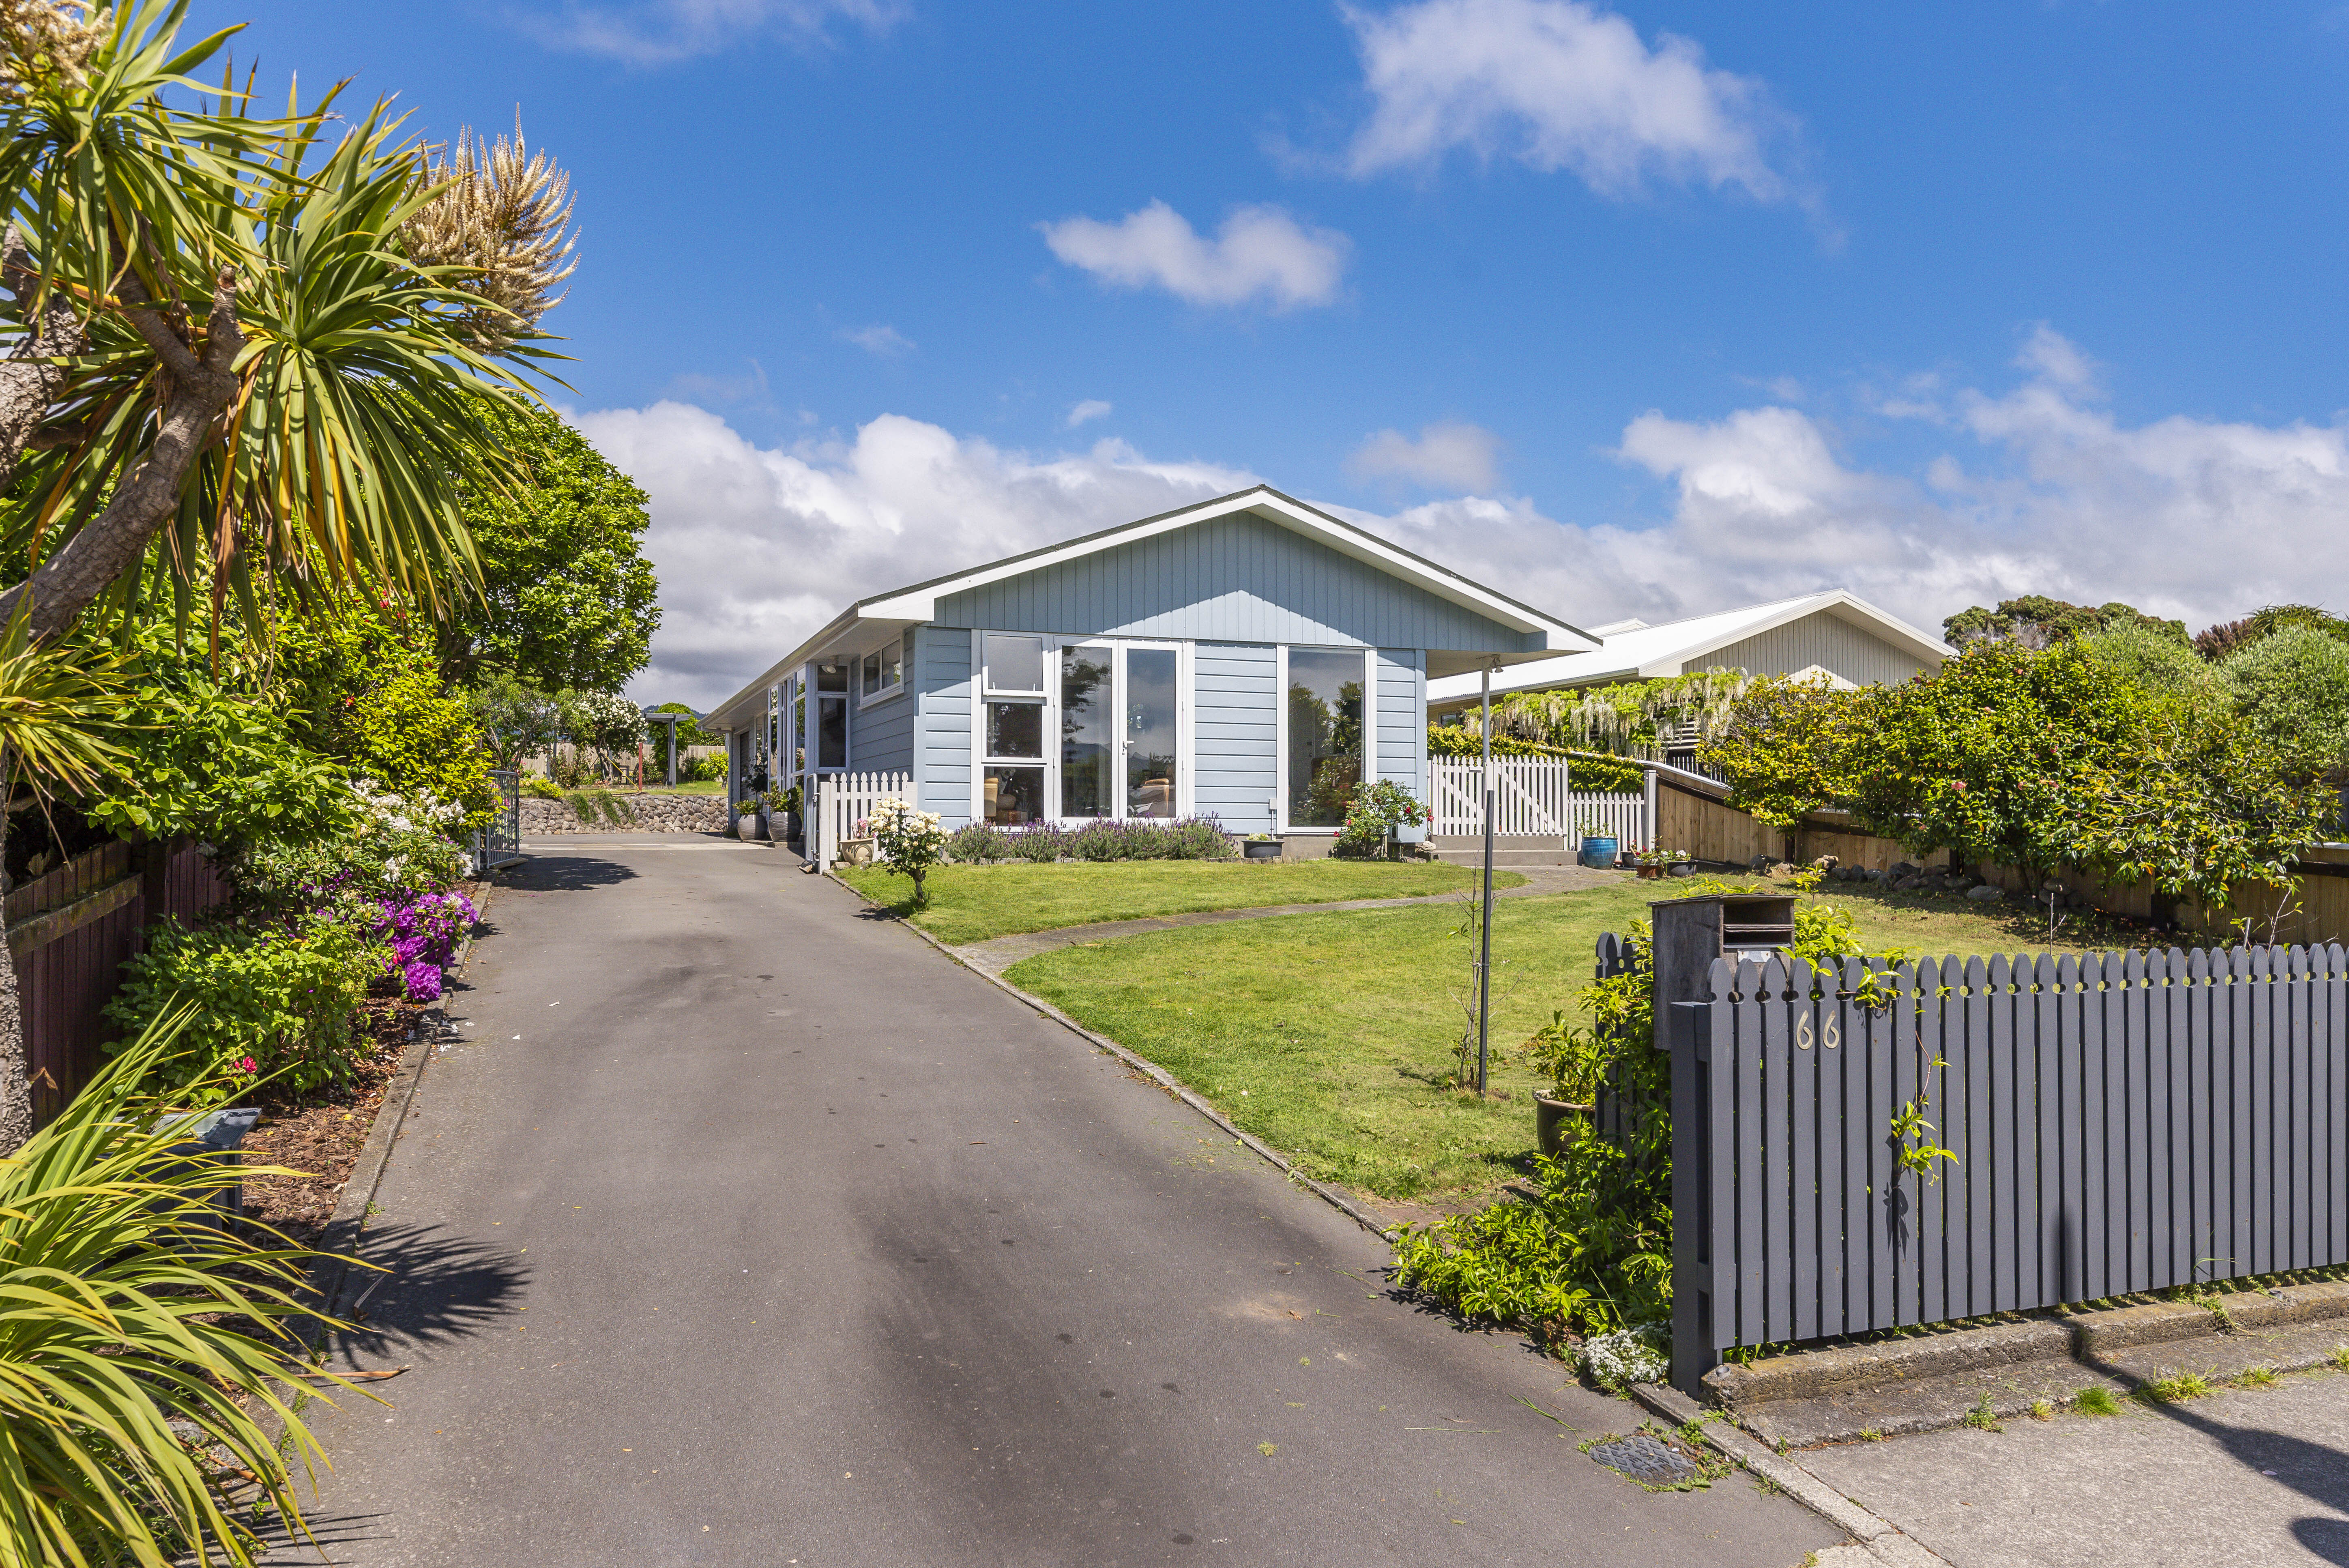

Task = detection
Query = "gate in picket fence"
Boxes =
[1663,941,2349,1393]
[1428,756,1648,845]
[809,771,913,866]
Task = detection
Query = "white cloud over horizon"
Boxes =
[586,331,2349,710]
[1039,201,1351,311]
[578,403,1256,708]
[528,0,903,67]
[1340,0,1795,203]
[1345,420,1503,492]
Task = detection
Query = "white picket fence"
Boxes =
[1427,756,1650,847]
[809,770,913,866]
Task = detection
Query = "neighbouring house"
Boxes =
[1426,589,1951,723]
[705,485,1595,846]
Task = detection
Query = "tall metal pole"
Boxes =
[1477,660,1495,1095]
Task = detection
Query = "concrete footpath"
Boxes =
[266,836,1839,1567]
[1799,1368,2349,1567]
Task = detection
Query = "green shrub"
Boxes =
[0,1013,357,1566]
[105,915,378,1095]
[522,775,562,800]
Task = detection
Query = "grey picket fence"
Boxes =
[1663,942,2349,1393]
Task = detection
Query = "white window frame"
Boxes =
[1275,644,1376,835]
[806,656,853,775]
[857,638,906,707]
[966,631,1196,825]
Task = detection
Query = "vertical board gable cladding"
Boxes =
[915,626,973,821]
[1693,610,1929,687]
[926,511,1535,652]
[1193,642,1278,833]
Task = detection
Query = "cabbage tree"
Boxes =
[0,1,578,1150]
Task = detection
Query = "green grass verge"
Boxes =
[839,859,1522,946]
[1005,881,2124,1203]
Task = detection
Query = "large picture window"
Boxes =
[973,631,1188,826]
[1286,648,1364,828]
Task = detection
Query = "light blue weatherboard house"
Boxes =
[706,486,1597,848]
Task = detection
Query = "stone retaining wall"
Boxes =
[521,794,728,835]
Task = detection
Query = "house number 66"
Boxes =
[1795,1015,1844,1051]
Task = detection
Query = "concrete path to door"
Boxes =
[270,835,1840,1568]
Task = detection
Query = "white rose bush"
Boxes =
[870,797,950,904]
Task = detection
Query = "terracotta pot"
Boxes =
[1636,863,1664,880]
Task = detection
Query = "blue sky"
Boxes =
[202,0,2349,706]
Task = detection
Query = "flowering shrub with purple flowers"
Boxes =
[363,889,478,1002]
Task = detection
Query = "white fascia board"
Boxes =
[859,485,1598,652]
[1634,590,1954,674]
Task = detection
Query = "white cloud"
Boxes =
[578,403,1256,708]
[531,0,903,67]
[1345,420,1503,491]
[588,339,2349,710]
[842,324,915,357]
[1066,399,1114,428]
[1039,201,1350,311]
[2014,322,2097,392]
[1340,0,1793,201]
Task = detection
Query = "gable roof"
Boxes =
[1425,590,1952,707]
[709,485,1600,730]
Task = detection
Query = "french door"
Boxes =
[1059,641,1185,821]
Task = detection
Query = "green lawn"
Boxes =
[839,859,1524,946]
[1004,881,2121,1206]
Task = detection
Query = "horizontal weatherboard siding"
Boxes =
[853,689,915,777]
[916,627,973,821]
[929,511,1543,655]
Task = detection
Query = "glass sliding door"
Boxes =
[1286,648,1364,827]
[1125,647,1179,818]
[1061,646,1114,818]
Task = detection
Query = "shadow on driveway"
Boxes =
[330,1220,530,1363]
[500,856,641,894]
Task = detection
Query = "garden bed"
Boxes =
[239,999,419,1246]
[840,858,1522,945]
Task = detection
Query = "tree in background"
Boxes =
[2079,622,2214,702]
[1488,669,1751,759]
[1941,595,2186,650]
[2218,623,2349,782]
[2192,603,2349,662]
[1704,642,2331,911]
[435,396,658,692]
[647,700,711,747]
[272,597,495,827]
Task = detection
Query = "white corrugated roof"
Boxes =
[1426,590,1952,707]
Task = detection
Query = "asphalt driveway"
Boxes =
[272,836,1839,1567]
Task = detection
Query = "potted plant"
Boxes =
[1632,847,1691,881]
[1577,815,1619,870]
[733,798,760,840]
[762,786,793,843]
[1520,1010,1597,1159]
[836,814,877,867]
[778,784,803,842]
[1336,780,1429,860]
[1243,832,1283,860]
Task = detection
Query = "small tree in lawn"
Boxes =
[870,797,949,904]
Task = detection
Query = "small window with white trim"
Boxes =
[860,640,903,701]
[982,634,1046,696]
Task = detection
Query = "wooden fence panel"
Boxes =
[6,838,230,1125]
[1667,935,2349,1394]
